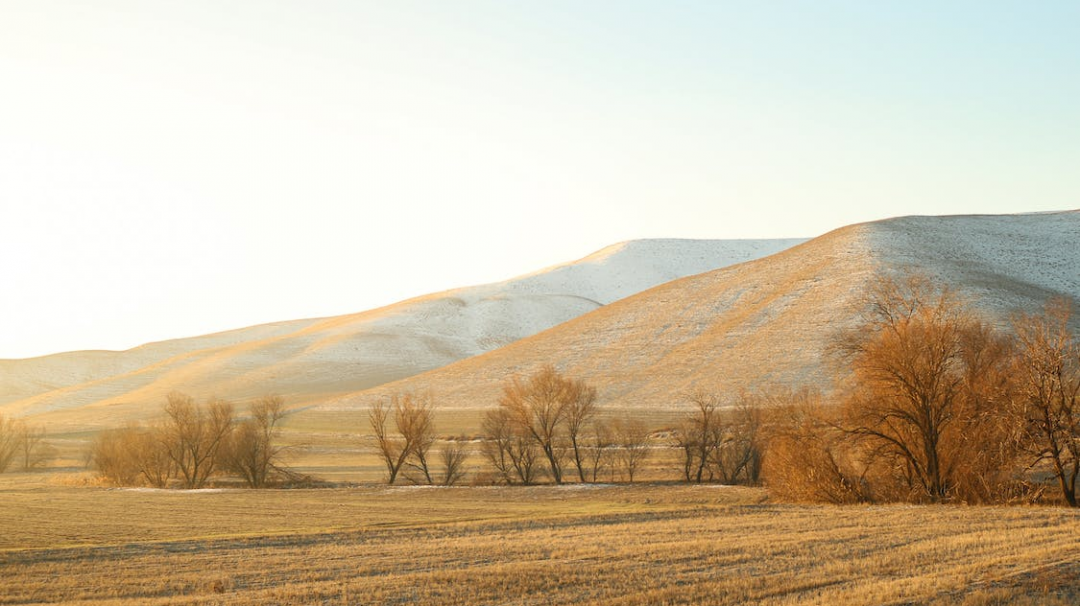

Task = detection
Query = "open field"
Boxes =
[2,475,1079,606]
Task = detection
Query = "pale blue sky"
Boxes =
[1,1,1077,358]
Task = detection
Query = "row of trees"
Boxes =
[366,367,656,486]
[92,393,290,488]
[762,275,1080,506]
[368,392,468,486]
[79,272,1077,507]
[480,365,653,485]
[0,414,51,473]
[363,275,1078,507]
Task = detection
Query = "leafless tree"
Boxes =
[761,390,872,504]
[836,273,1021,503]
[497,365,577,484]
[225,395,289,488]
[90,425,144,486]
[440,439,469,486]
[0,414,21,473]
[161,392,235,489]
[132,424,174,487]
[17,422,51,472]
[564,378,598,483]
[0,417,51,473]
[480,407,539,485]
[675,391,726,483]
[712,393,765,485]
[1012,298,1080,506]
[584,419,614,483]
[369,392,437,485]
[612,418,652,483]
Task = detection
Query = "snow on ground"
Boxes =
[0,238,805,425]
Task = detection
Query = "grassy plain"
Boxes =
[2,474,1079,606]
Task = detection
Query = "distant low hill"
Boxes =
[325,211,1080,416]
[0,238,803,431]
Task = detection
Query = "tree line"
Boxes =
[84,272,1079,507]
[0,415,51,473]
[92,393,293,488]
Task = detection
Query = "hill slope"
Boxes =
[0,238,803,430]
[326,211,1080,415]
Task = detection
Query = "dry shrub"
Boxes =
[829,273,1025,504]
[761,390,871,504]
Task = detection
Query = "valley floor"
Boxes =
[1,475,1078,605]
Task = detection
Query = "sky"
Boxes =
[1,1,1078,359]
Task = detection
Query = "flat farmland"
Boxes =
[2,476,1079,606]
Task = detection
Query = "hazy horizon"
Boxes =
[3,2,1078,358]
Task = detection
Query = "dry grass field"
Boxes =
[2,474,1079,606]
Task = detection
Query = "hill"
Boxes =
[325,211,1080,415]
[0,238,802,430]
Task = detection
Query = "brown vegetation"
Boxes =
[223,395,290,488]
[1012,298,1080,506]
[0,414,50,473]
[369,392,469,486]
[763,274,1078,506]
[495,365,581,484]
[90,393,296,489]
[162,393,235,489]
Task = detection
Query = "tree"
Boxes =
[369,392,436,485]
[836,273,1021,503]
[563,378,598,483]
[712,393,765,485]
[1012,298,1080,506]
[90,425,143,486]
[0,414,21,473]
[480,407,539,485]
[675,391,726,483]
[225,395,289,488]
[497,365,592,484]
[440,439,469,486]
[17,422,51,472]
[761,390,871,504]
[612,419,651,483]
[583,419,614,483]
[161,392,235,489]
[131,424,174,487]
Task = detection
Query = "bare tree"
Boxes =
[612,418,652,483]
[497,365,576,484]
[584,419,614,483]
[225,395,289,488]
[564,378,598,483]
[0,414,21,473]
[132,425,174,487]
[17,422,50,472]
[761,391,872,504]
[162,392,235,489]
[370,400,407,484]
[440,439,469,486]
[708,394,766,485]
[836,273,1021,503]
[369,392,437,485]
[480,407,539,485]
[1013,298,1080,506]
[90,425,144,486]
[675,391,726,483]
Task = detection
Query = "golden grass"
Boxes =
[2,474,1079,605]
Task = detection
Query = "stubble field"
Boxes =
[2,474,1079,606]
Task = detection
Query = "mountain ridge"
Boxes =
[1,237,804,429]
[320,211,1079,415]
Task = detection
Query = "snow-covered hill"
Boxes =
[329,211,1079,414]
[0,238,803,429]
